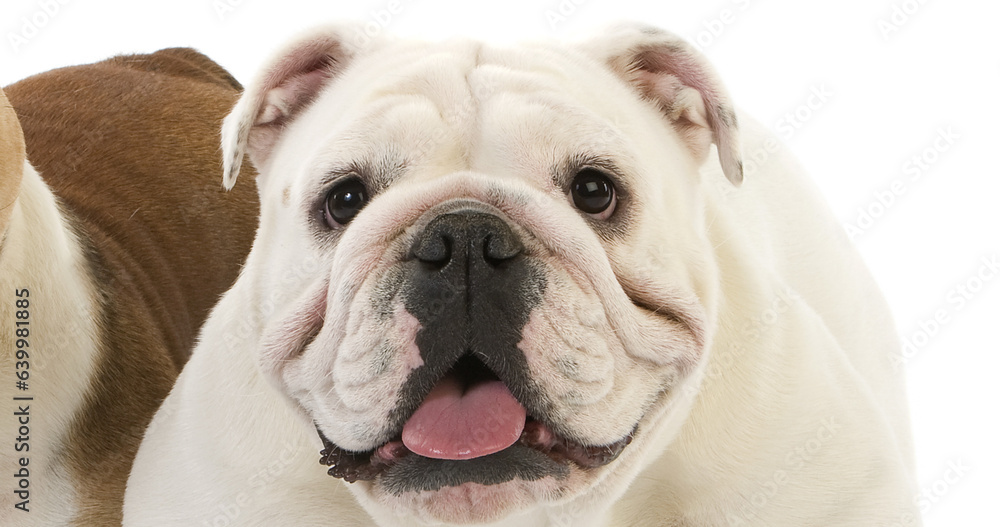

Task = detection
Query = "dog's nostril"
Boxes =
[412,233,452,267]
[483,233,521,265]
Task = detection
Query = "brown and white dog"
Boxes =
[125,23,920,527]
[0,50,257,525]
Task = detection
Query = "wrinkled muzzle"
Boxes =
[316,208,634,493]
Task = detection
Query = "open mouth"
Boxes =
[317,355,634,487]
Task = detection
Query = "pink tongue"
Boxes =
[402,375,526,460]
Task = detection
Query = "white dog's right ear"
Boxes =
[222,26,365,190]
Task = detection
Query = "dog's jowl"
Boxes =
[124,23,920,527]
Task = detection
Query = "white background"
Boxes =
[3,0,997,525]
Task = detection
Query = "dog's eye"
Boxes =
[571,168,617,218]
[324,178,368,227]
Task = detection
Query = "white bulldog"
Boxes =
[125,23,920,527]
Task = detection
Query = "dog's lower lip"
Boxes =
[317,420,634,484]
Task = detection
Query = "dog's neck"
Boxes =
[0,163,102,523]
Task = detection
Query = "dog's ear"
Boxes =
[222,26,366,190]
[580,23,743,186]
[0,87,26,236]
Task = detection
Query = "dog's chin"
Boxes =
[316,419,634,522]
[364,469,567,525]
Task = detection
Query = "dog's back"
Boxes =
[6,48,255,367]
[3,49,257,525]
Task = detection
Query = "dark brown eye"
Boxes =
[324,178,368,226]
[571,168,617,217]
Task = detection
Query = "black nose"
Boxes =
[411,211,522,269]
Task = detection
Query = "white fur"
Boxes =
[125,24,918,527]
[0,162,102,525]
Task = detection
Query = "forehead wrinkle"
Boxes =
[364,41,485,171]
[377,43,482,121]
[468,85,633,173]
[310,87,464,171]
[460,43,485,167]
[444,41,482,168]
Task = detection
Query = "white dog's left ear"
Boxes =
[580,23,743,185]
[221,25,368,190]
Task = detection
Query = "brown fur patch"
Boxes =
[4,48,259,524]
